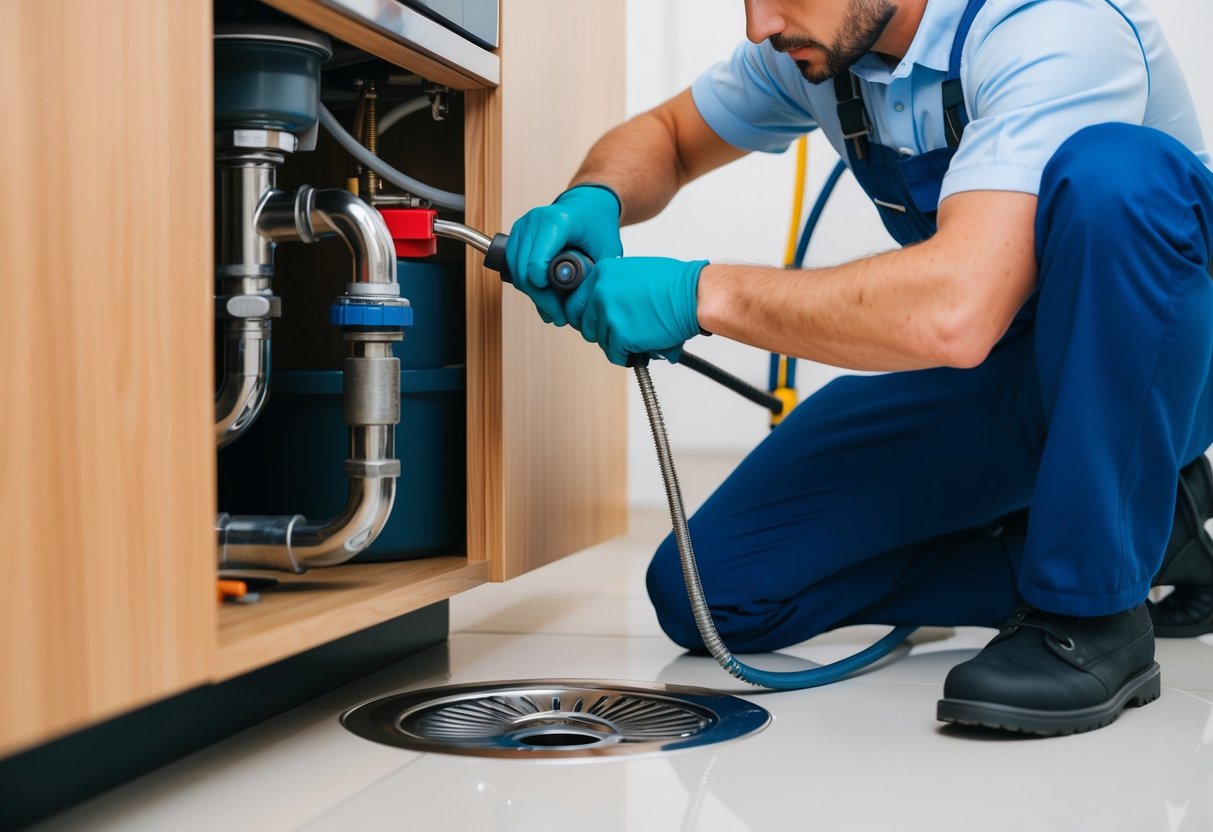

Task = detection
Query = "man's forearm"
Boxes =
[696,248,965,372]
[696,191,1040,372]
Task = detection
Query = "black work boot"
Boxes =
[937,604,1160,736]
[1150,454,1213,637]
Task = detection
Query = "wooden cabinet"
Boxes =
[0,0,626,758]
[465,1,629,580]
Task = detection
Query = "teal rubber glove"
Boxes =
[504,184,623,326]
[567,256,710,366]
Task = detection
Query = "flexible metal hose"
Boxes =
[636,364,743,674]
[635,363,916,690]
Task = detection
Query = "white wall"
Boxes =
[624,0,1213,506]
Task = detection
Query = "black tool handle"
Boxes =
[482,232,592,292]
[481,232,649,368]
[679,352,784,415]
[483,232,511,275]
[547,251,593,290]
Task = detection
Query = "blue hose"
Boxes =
[722,626,918,690]
[794,159,849,268]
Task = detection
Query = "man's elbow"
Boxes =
[921,254,1035,370]
[929,305,1005,370]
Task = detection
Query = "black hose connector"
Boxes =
[483,232,510,276]
[481,232,591,293]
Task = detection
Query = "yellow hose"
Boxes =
[782,136,809,268]
[771,136,809,427]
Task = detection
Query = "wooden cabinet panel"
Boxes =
[0,0,217,757]
[0,0,627,758]
[467,0,629,580]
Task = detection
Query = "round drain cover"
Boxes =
[341,679,770,759]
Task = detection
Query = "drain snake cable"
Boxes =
[636,145,913,689]
[633,356,917,689]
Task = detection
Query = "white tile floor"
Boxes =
[33,454,1213,832]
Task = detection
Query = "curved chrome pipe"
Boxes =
[258,186,398,292]
[433,218,491,254]
[217,342,402,573]
[214,320,271,449]
[216,450,397,572]
[292,435,399,567]
[214,155,280,448]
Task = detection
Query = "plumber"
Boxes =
[506,0,1213,735]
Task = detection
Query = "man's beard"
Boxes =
[770,0,897,84]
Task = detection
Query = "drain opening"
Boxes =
[517,732,601,747]
[342,680,771,759]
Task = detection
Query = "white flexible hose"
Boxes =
[319,103,466,212]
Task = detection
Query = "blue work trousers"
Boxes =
[647,124,1213,653]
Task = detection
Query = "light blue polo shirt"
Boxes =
[692,0,1211,203]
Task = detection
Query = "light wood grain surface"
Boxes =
[464,88,506,572]
[217,558,488,679]
[0,0,216,757]
[465,0,630,581]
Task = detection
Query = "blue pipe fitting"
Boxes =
[329,298,414,330]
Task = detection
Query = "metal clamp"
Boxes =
[345,459,402,479]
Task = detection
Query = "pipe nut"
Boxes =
[344,459,402,479]
[216,129,298,154]
[218,294,283,319]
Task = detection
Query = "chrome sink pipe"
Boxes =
[217,185,406,573]
[214,133,295,449]
[256,185,399,294]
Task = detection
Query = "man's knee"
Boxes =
[646,533,835,654]
[1041,124,1193,220]
[645,533,780,653]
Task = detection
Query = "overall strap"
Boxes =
[834,72,872,161]
[942,0,991,147]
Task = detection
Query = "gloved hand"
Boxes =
[505,184,623,326]
[566,256,710,366]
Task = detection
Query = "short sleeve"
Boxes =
[691,40,818,154]
[940,0,1149,201]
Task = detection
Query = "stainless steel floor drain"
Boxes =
[341,679,771,759]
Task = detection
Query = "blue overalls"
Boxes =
[646,0,1213,653]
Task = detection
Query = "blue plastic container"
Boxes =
[393,260,465,369]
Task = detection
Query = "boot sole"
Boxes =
[936,662,1161,736]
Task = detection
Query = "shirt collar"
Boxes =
[850,0,968,84]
